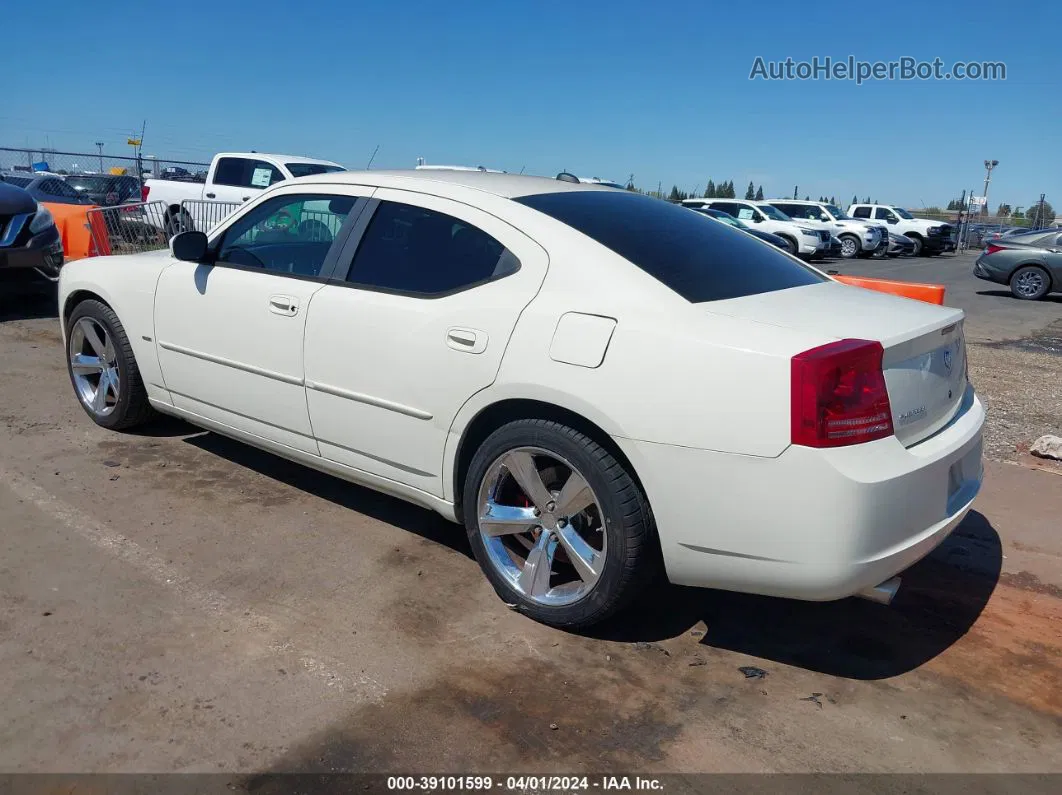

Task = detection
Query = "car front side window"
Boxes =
[342,200,519,297]
[215,193,357,278]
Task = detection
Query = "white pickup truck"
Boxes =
[767,199,888,259]
[142,152,345,233]
[847,203,954,256]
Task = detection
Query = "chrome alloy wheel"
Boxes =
[1015,269,1045,298]
[69,317,120,417]
[840,236,858,258]
[477,447,606,606]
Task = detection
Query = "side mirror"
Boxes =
[170,230,209,262]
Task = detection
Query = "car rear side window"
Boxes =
[342,201,519,297]
[213,158,283,189]
[516,191,825,303]
[852,207,871,218]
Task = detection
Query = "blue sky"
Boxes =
[2,0,1055,209]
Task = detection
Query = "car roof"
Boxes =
[766,199,826,205]
[290,169,619,199]
[215,152,343,167]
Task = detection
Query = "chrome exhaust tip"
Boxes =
[856,577,901,605]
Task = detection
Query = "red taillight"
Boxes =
[791,339,894,448]
[985,244,1004,255]
[141,185,150,202]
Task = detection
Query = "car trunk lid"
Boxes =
[705,281,968,447]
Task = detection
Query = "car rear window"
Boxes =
[515,191,825,303]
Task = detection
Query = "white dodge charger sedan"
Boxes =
[58,170,984,628]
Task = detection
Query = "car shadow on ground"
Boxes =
[181,430,474,559]
[163,427,997,681]
[0,282,59,321]
[976,289,1062,304]
[585,510,1002,680]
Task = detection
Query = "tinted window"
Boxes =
[286,163,346,178]
[710,201,738,216]
[344,201,519,296]
[217,193,356,277]
[516,191,825,303]
[213,158,283,189]
[874,207,897,220]
[2,176,32,188]
[852,206,871,218]
[42,179,81,198]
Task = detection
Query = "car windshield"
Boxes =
[516,191,825,303]
[757,203,791,221]
[285,163,346,178]
[2,175,32,188]
[699,210,748,230]
[66,176,112,192]
[825,204,849,220]
[893,207,915,219]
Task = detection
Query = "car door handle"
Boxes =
[446,327,487,354]
[269,295,298,316]
[205,192,216,198]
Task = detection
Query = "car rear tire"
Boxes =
[66,299,156,430]
[1009,265,1051,301]
[906,234,924,256]
[165,210,193,236]
[838,234,860,259]
[463,419,657,629]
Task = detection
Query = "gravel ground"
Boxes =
[967,319,1062,470]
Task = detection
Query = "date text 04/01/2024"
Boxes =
[385,775,664,791]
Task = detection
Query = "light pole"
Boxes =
[95,142,105,173]
[982,159,998,221]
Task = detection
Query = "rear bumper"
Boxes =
[615,387,985,601]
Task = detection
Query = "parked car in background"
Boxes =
[768,199,887,260]
[690,207,790,250]
[142,152,346,233]
[975,231,1062,300]
[882,232,916,257]
[1,173,93,205]
[59,170,984,628]
[848,204,953,256]
[682,198,827,258]
[0,180,64,286]
[65,174,142,207]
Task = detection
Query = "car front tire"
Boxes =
[838,234,860,259]
[906,234,924,256]
[66,299,156,430]
[463,419,657,629]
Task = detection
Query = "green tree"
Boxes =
[668,185,682,201]
[726,180,736,198]
[1029,199,1056,227]
[704,179,716,198]
[626,180,636,191]
[755,185,764,201]
[996,203,1011,217]
[805,195,810,201]
[852,195,858,206]
[830,196,836,205]
[745,181,755,200]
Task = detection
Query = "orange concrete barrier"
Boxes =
[833,274,946,305]
[40,202,101,261]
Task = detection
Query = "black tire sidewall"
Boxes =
[462,421,646,628]
[66,300,139,430]
[839,235,860,259]
[907,235,923,256]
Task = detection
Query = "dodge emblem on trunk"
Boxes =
[943,349,953,373]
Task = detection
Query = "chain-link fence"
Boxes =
[0,147,208,183]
